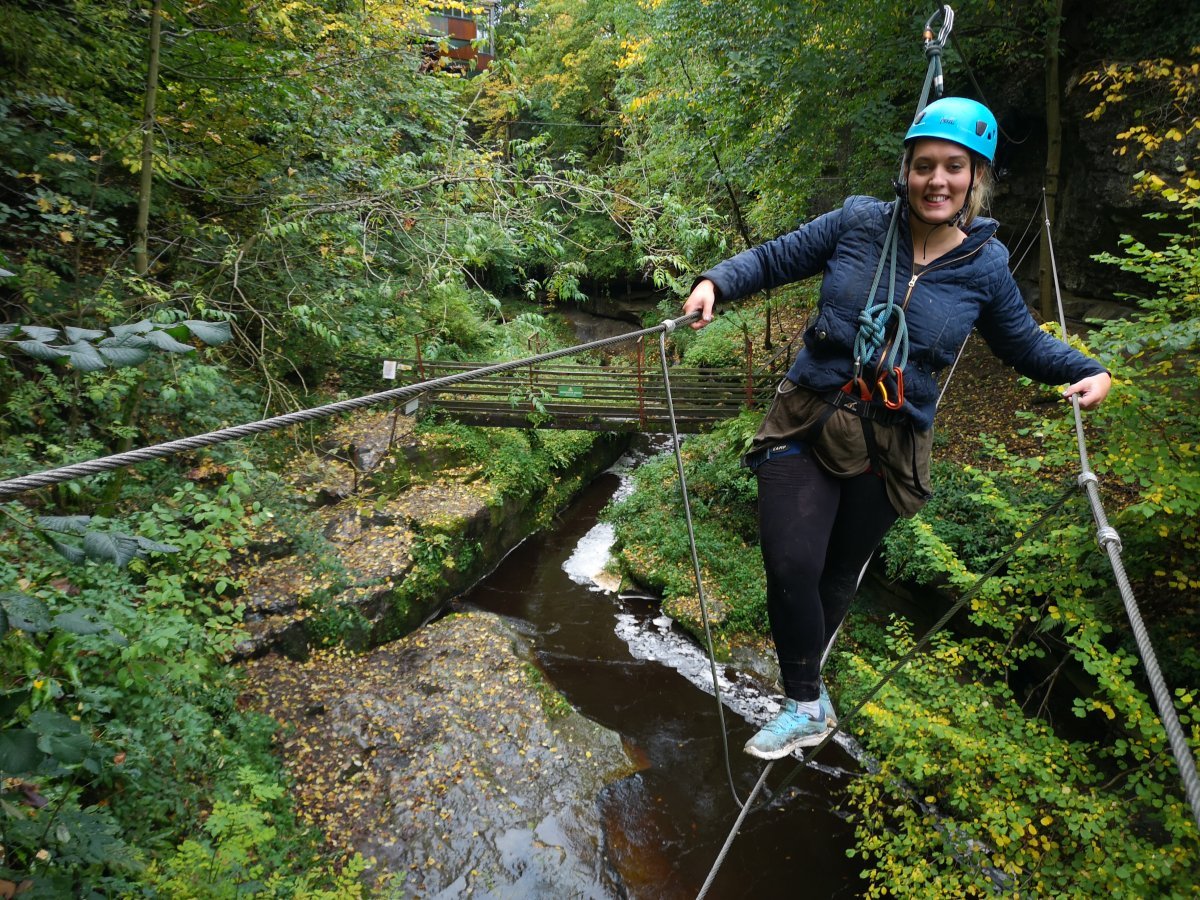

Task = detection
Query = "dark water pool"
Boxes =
[460,455,864,899]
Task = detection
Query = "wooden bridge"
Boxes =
[393,341,791,432]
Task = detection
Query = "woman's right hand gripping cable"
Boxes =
[682,278,717,330]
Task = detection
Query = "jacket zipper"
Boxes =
[872,240,989,380]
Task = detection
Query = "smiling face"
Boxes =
[906,138,974,226]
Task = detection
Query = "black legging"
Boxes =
[756,450,899,702]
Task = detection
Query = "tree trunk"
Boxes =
[1038,0,1064,321]
[134,0,163,277]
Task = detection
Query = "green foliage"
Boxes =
[146,770,377,899]
[0,317,230,371]
[524,662,573,720]
[420,417,598,501]
[1,471,364,893]
[607,410,766,639]
[678,308,762,369]
[135,467,270,610]
[838,613,1198,898]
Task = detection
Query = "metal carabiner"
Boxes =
[843,358,874,401]
[880,366,905,410]
[924,5,954,48]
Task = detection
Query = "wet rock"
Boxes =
[234,519,417,658]
[320,506,366,542]
[240,555,339,620]
[317,410,412,474]
[368,481,492,529]
[234,426,628,659]
[241,613,638,898]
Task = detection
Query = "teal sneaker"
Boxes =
[744,700,831,760]
[819,681,838,728]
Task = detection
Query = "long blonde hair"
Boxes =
[963,155,994,226]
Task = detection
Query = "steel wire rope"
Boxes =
[1041,190,1200,831]
[656,324,748,811]
[0,314,702,500]
[947,32,1028,148]
[1008,191,1046,275]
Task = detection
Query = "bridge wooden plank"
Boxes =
[392,355,782,429]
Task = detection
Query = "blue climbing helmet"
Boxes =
[904,97,997,162]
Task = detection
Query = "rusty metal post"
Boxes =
[637,339,646,429]
[414,333,426,381]
[527,334,539,413]
[745,332,754,407]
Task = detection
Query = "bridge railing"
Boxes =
[391,338,794,432]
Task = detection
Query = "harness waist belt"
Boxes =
[822,390,908,426]
[741,441,806,470]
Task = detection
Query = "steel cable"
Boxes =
[1042,190,1200,830]
[657,325,747,811]
[0,314,701,499]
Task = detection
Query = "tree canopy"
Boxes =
[1,0,1197,894]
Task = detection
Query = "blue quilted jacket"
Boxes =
[700,195,1107,430]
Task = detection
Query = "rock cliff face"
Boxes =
[233,410,628,659]
[990,85,1157,321]
[241,612,639,897]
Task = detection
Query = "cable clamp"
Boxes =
[1097,526,1123,553]
[1077,471,1099,489]
[661,318,677,334]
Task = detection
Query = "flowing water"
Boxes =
[460,443,864,898]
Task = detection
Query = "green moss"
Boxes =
[524,663,573,719]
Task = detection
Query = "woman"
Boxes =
[681,97,1111,760]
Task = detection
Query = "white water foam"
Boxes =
[560,445,648,591]
[561,521,618,591]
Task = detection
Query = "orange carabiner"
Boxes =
[881,366,905,410]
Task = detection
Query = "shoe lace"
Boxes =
[764,709,808,736]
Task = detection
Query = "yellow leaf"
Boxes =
[58,230,74,243]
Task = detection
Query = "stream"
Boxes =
[460,441,865,898]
